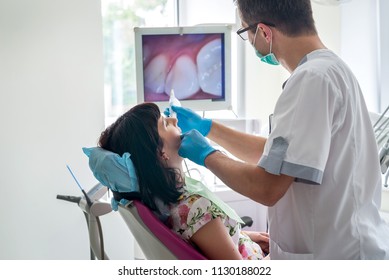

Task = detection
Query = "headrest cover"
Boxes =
[82,147,139,193]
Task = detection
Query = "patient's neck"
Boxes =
[166,158,186,185]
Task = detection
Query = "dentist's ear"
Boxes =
[258,23,272,43]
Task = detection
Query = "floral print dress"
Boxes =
[166,188,265,260]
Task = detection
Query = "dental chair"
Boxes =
[79,147,252,260]
[118,199,207,260]
[58,182,208,260]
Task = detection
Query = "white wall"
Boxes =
[178,0,235,26]
[378,0,389,112]
[0,0,133,259]
[340,0,380,112]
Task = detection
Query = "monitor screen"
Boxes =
[134,25,232,111]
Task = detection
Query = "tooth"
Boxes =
[165,55,200,99]
[144,54,169,94]
[196,39,222,96]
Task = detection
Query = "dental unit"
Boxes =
[374,104,389,188]
[57,165,111,260]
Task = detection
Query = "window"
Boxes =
[101,0,238,125]
[101,0,175,124]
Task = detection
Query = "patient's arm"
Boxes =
[190,217,243,260]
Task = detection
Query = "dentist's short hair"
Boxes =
[235,0,317,37]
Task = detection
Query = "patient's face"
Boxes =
[157,115,182,166]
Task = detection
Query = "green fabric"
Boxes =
[184,176,244,224]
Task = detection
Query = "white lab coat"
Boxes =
[259,49,389,259]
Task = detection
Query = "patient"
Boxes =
[95,103,269,260]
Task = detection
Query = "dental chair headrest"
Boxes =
[83,147,170,216]
[83,147,140,194]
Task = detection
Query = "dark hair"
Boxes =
[235,0,317,37]
[98,103,182,212]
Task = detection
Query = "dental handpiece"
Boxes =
[169,89,181,118]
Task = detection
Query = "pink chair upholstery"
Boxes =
[118,200,207,260]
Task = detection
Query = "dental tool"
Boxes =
[374,104,389,147]
[169,89,181,118]
[379,140,389,174]
[66,164,92,206]
[373,104,389,132]
[57,165,111,260]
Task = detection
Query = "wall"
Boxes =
[0,0,132,259]
[340,0,380,112]
[378,0,389,112]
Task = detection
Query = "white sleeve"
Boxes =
[259,69,342,185]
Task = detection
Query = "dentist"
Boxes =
[171,0,389,259]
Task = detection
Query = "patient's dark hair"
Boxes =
[98,103,182,212]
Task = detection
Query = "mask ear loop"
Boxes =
[251,24,259,47]
[252,24,273,55]
[267,27,274,55]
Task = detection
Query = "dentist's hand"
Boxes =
[179,129,217,167]
[166,106,212,136]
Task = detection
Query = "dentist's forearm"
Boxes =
[204,151,294,206]
[207,121,267,164]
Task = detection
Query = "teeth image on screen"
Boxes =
[165,55,200,99]
[143,36,222,100]
[144,54,169,94]
[196,39,222,97]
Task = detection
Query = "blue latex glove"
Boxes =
[179,129,217,167]
[166,106,212,136]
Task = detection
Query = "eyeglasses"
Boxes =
[236,22,276,41]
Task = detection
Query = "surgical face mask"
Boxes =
[252,26,280,66]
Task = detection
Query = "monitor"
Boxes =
[134,25,232,111]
